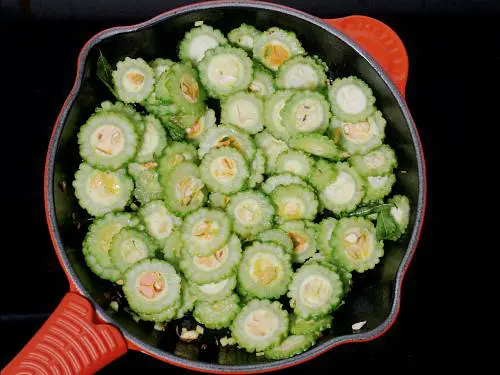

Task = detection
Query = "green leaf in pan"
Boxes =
[347,203,395,217]
[97,51,118,97]
[376,208,401,240]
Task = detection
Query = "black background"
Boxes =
[0,0,493,372]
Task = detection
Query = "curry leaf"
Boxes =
[97,51,118,97]
[347,203,395,217]
[376,208,401,240]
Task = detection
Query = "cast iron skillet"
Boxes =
[4,1,426,374]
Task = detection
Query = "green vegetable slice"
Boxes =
[276,150,314,178]
[78,111,139,170]
[238,241,292,299]
[226,191,275,238]
[280,220,317,263]
[388,195,410,237]
[185,108,217,144]
[254,131,289,173]
[136,115,167,163]
[198,46,253,98]
[289,133,348,160]
[96,101,144,132]
[264,334,317,359]
[139,200,182,246]
[317,218,337,260]
[276,56,327,90]
[181,208,231,256]
[288,263,343,318]
[139,304,179,323]
[363,174,396,203]
[83,212,139,281]
[249,65,275,98]
[289,313,333,335]
[328,76,376,122]
[282,90,331,135]
[159,142,199,173]
[231,299,289,352]
[228,24,260,51]
[110,228,158,274]
[160,161,207,216]
[200,147,249,194]
[303,257,352,296]
[175,277,197,319]
[112,57,155,103]
[271,184,318,222]
[221,92,264,134]
[162,230,183,267]
[257,229,294,254]
[189,276,237,302]
[123,258,182,314]
[180,235,242,284]
[253,27,305,71]
[208,192,232,209]
[149,58,175,78]
[330,110,386,155]
[262,173,306,195]
[248,149,266,189]
[263,90,294,141]
[198,124,256,161]
[179,25,227,65]
[128,162,163,205]
[349,144,397,177]
[73,163,133,217]
[331,217,384,272]
[193,293,241,329]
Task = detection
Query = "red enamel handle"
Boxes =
[2,293,128,375]
[324,15,409,98]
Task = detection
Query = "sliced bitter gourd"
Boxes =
[198,46,253,98]
[136,115,167,163]
[228,24,260,51]
[248,149,266,189]
[231,299,289,353]
[128,162,163,205]
[388,195,410,236]
[139,304,180,323]
[175,278,197,319]
[162,230,183,267]
[257,229,294,254]
[317,162,365,215]
[155,63,206,114]
[149,58,174,78]
[198,124,256,161]
[112,57,155,103]
[180,235,242,284]
[179,25,227,65]
[262,173,306,195]
[317,218,337,260]
[282,90,331,135]
[110,228,158,274]
[73,163,133,217]
[193,293,241,329]
[200,147,249,194]
[254,131,289,173]
[330,111,386,155]
[226,191,275,238]
[280,220,317,263]
[276,150,314,178]
[263,90,294,141]
[97,101,144,133]
[328,76,376,122]
[159,142,199,173]
[78,111,139,170]
[264,334,317,360]
[271,184,318,222]
[349,144,397,177]
[363,174,396,203]
[209,192,232,209]
[189,276,236,302]
[160,161,207,216]
[238,242,292,299]
[276,56,327,90]
[249,65,275,98]
[253,27,305,71]
[139,200,183,246]
[123,258,182,314]
[221,92,264,134]
[288,263,343,318]
[289,133,348,160]
[308,159,338,190]
[331,217,384,272]
[82,212,138,281]
[185,108,216,144]
[181,208,231,256]
[289,313,333,336]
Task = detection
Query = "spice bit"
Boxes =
[352,321,367,330]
